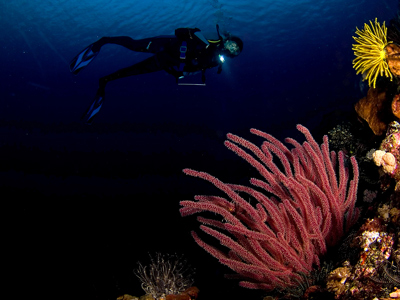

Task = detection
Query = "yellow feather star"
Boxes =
[352,18,393,88]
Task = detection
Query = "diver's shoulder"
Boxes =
[202,31,221,42]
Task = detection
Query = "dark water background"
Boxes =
[1,0,398,299]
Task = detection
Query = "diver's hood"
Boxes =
[222,36,243,58]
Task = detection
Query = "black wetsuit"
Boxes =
[73,27,234,124]
[92,34,224,94]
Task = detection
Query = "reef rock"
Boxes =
[386,43,400,77]
[355,87,392,135]
[392,93,400,119]
[373,121,400,191]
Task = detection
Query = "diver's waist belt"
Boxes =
[179,41,187,72]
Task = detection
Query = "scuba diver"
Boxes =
[69,25,243,124]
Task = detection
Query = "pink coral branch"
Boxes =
[180,125,359,291]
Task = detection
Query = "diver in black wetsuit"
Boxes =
[69,26,243,124]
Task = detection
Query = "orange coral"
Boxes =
[393,94,400,119]
[116,287,199,300]
[354,87,392,135]
[386,43,400,77]
[166,287,199,300]
[390,287,400,298]
[116,295,137,300]
[326,267,351,296]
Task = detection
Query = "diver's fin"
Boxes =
[81,91,105,124]
[69,44,99,75]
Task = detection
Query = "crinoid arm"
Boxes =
[352,18,393,88]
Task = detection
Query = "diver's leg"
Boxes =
[70,37,141,75]
[71,35,177,75]
[91,36,177,53]
[82,56,164,124]
[98,55,164,91]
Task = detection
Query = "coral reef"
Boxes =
[117,287,199,300]
[352,18,393,88]
[386,13,400,79]
[353,16,400,137]
[373,121,400,191]
[180,125,359,292]
[327,95,400,299]
[326,266,352,295]
[386,43,400,77]
[391,288,400,298]
[327,123,358,155]
[328,96,400,300]
[392,93,400,119]
[354,86,395,136]
[118,12,400,300]
[280,262,334,298]
[323,203,400,300]
[373,150,396,174]
[177,119,400,299]
[118,253,198,300]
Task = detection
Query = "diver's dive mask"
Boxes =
[224,40,240,56]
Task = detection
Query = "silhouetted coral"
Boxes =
[134,253,195,300]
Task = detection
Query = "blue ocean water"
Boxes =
[1,0,398,299]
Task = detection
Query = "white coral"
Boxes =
[372,150,396,174]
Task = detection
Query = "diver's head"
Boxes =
[222,36,243,58]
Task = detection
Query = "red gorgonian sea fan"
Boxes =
[179,125,359,291]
